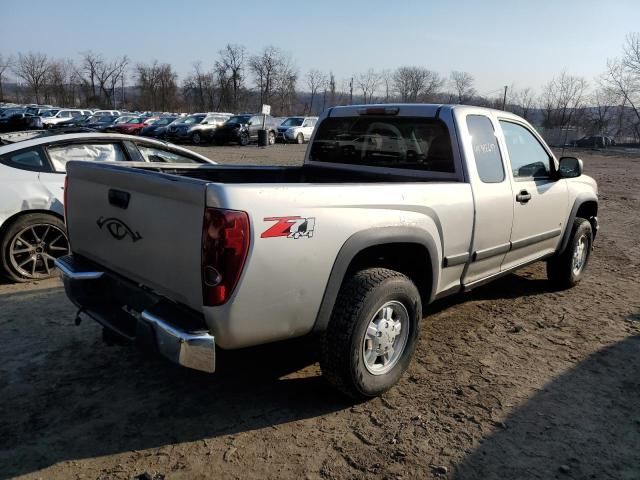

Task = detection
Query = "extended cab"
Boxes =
[56,104,598,398]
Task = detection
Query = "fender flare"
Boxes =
[312,226,440,333]
[557,193,598,255]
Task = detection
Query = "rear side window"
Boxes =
[466,115,504,183]
[0,147,48,172]
[310,117,454,173]
[47,143,128,172]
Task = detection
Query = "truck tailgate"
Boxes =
[65,162,207,310]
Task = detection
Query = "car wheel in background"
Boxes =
[191,132,203,144]
[239,132,249,146]
[1,213,70,282]
[268,131,276,145]
[296,133,304,144]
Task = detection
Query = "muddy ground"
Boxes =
[1,145,639,480]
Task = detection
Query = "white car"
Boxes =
[92,110,121,117]
[276,116,318,144]
[40,109,92,128]
[0,132,215,281]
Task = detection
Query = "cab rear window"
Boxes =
[309,117,454,173]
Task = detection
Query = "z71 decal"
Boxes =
[261,216,316,239]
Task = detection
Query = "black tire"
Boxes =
[320,268,421,399]
[1,213,69,282]
[547,218,593,289]
[268,131,276,145]
[296,133,304,144]
[239,132,249,146]
[191,132,203,144]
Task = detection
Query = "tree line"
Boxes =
[1,33,640,141]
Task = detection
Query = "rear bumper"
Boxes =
[54,254,215,373]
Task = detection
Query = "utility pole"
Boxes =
[501,85,508,111]
[349,77,353,105]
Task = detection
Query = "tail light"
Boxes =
[63,175,69,222]
[201,208,250,306]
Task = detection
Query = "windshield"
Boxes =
[309,116,455,173]
[39,110,55,118]
[127,118,145,124]
[281,117,304,127]
[226,115,251,125]
[1,108,23,117]
[115,116,135,124]
[184,115,205,125]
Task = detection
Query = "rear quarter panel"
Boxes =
[204,182,473,349]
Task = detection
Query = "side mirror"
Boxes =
[558,156,583,178]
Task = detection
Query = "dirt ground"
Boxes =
[1,144,639,480]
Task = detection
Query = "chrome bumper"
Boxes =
[54,255,216,373]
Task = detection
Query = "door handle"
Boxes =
[516,190,532,204]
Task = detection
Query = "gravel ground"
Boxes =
[0,145,639,480]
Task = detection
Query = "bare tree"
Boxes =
[0,54,13,101]
[602,34,640,140]
[356,69,381,103]
[136,61,179,111]
[13,52,50,103]
[512,87,536,120]
[273,55,298,115]
[393,66,443,102]
[249,46,284,107]
[96,56,129,108]
[540,71,588,129]
[305,69,326,114]
[218,44,246,111]
[449,71,476,104]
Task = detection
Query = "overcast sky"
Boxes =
[2,0,639,94]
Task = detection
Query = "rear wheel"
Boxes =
[268,131,276,145]
[1,213,70,282]
[296,133,304,144]
[320,268,421,399]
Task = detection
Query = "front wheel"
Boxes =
[268,131,276,145]
[1,213,70,282]
[239,132,249,146]
[320,268,421,399]
[296,133,304,144]
[547,218,593,289]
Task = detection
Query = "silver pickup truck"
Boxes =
[56,104,598,398]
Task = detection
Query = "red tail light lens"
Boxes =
[63,175,69,223]
[202,208,250,306]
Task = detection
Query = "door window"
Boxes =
[499,121,552,179]
[466,115,504,183]
[137,145,204,163]
[47,143,128,172]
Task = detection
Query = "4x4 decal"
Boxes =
[261,216,315,239]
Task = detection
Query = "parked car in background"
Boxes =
[110,117,152,135]
[0,133,215,282]
[92,110,121,117]
[575,135,616,148]
[165,113,208,143]
[50,114,92,129]
[277,116,318,144]
[184,113,231,144]
[139,116,179,139]
[41,109,92,128]
[0,108,31,132]
[97,115,138,132]
[214,113,280,146]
